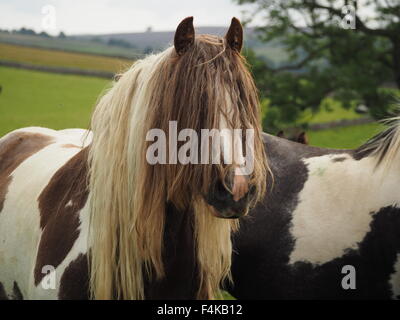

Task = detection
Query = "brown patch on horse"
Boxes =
[34,147,89,286]
[58,253,89,300]
[297,132,309,145]
[332,156,348,162]
[0,132,54,213]
[62,144,80,149]
[276,130,309,145]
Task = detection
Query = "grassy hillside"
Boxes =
[0,32,140,59]
[304,99,362,124]
[77,27,239,51]
[0,66,109,136]
[80,28,290,65]
[0,43,134,73]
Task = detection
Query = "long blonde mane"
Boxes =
[88,34,268,299]
[355,116,400,170]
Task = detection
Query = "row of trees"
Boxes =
[237,0,400,132]
[0,27,66,38]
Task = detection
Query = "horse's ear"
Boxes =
[297,132,309,145]
[174,16,195,56]
[225,17,243,52]
[277,130,285,138]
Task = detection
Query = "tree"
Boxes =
[237,0,400,132]
[58,31,67,38]
[16,27,36,35]
[38,31,50,37]
[107,38,132,48]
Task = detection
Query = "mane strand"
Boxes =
[355,117,400,168]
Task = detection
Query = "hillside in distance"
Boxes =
[0,32,141,59]
[74,26,288,65]
[0,27,289,66]
[77,27,258,50]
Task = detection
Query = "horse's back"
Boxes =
[0,127,91,299]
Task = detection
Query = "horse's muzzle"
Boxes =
[205,180,254,219]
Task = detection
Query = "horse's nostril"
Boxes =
[205,178,253,219]
[215,181,231,200]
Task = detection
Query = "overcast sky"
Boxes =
[0,0,256,35]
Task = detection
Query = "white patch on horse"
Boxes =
[289,153,400,265]
[58,128,92,147]
[390,254,400,300]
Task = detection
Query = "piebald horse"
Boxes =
[0,17,268,299]
[229,123,400,299]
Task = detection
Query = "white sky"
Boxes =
[0,0,256,35]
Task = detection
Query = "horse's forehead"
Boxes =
[197,34,223,43]
[0,131,54,213]
[194,34,226,56]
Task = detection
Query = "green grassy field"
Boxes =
[0,43,134,73]
[306,98,362,124]
[0,66,109,136]
[308,122,384,149]
[0,32,140,59]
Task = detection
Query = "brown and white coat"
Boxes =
[0,127,91,299]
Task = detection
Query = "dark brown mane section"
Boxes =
[143,204,199,299]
